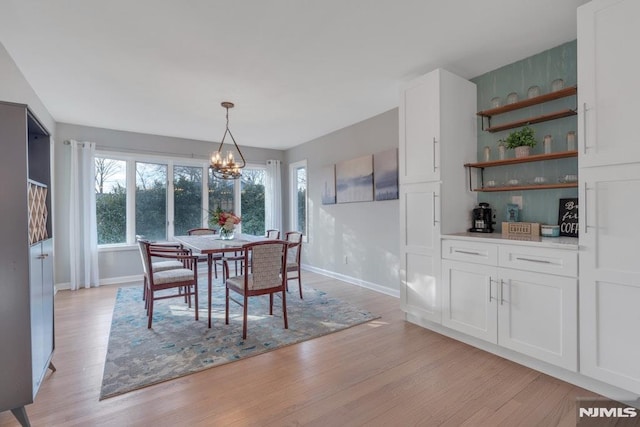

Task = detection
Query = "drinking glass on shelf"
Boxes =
[551,78,565,92]
[566,131,576,151]
[527,85,541,98]
[490,97,502,109]
[498,142,506,160]
[543,135,553,154]
[506,92,518,104]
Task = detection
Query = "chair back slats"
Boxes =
[249,242,287,291]
[285,231,303,265]
[187,228,217,235]
[265,229,280,239]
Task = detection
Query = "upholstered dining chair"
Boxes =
[186,227,223,278]
[224,240,289,339]
[265,229,280,239]
[136,236,185,301]
[284,231,303,299]
[139,240,199,328]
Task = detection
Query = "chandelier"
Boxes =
[210,101,246,179]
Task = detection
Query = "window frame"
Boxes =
[95,150,270,247]
[289,159,308,241]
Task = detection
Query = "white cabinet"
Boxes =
[577,0,640,395]
[441,239,578,371]
[579,164,640,394]
[578,0,640,167]
[399,69,477,325]
[400,182,440,321]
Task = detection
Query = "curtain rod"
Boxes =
[63,140,204,159]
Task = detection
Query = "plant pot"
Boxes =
[514,146,531,158]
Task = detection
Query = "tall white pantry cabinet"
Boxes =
[577,0,640,395]
[399,68,477,324]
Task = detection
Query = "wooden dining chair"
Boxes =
[224,240,289,339]
[136,236,185,301]
[265,229,280,239]
[284,231,303,298]
[186,228,223,278]
[139,240,199,328]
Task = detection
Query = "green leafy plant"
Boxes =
[499,125,537,149]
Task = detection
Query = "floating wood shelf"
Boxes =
[474,182,578,192]
[464,151,578,168]
[484,109,577,133]
[477,86,578,117]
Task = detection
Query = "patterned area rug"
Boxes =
[100,279,378,400]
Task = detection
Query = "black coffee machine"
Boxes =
[469,202,495,233]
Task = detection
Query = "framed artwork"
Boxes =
[320,164,336,205]
[336,155,373,203]
[373,148,398,201]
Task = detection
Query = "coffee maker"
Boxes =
[469,202,495,233]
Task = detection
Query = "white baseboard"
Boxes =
[302,264,400,298]
[56,274,142,290]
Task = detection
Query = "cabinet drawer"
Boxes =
[442,240,498,265]
[498,245,577,277]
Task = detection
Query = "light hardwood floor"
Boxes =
[0,271,599,426]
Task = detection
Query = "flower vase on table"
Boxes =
[219,226,235,240]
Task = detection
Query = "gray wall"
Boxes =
[54,123,285,285]
[0,43,55,134]
[285,109,400,296]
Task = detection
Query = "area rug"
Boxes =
[100,280,378,400]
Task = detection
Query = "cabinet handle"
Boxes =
[454,249,482,256]
[36,253,49,260]
[514,257,552,264]
[583,184,588,234]
[500,279,505,305]
[433,193,439,226]
[489,277,494,302]
[432,137,438,172]
[582,102,588,154]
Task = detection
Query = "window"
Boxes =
[240,168,266,235]
[174,165,202,235]
[95,157,127,244]
[94,150,272,246]
[208,169,235,227]
[289,160,307,237]
[135,162,168,241]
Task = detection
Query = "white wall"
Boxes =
[285,109,400,296]
[54,122,285,285]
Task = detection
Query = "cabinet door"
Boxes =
[400,182,441,323]
[578,0,640,167]
[497,268,577,371]
[399,71,440,184]
[580,165,640,393]
[442,260,497,343]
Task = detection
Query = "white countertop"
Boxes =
[443,232,579,250]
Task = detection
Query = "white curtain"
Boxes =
[68,140,100,290]
[265,159,282,233]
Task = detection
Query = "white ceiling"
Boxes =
[0,0,588,150]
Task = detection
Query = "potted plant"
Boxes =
[500,125,537,158]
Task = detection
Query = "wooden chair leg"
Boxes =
[193,283,199,321]
[242,295,248,339]
[147,295,154,328]
[298,271,303,299]
[282,289,288,330]
[225,286,230,325]
[269,293,273,315]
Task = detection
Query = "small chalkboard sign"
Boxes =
[558,198,579,237]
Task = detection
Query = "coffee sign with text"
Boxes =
[558,198,579,237]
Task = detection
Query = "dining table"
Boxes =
[174,233,266,327]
